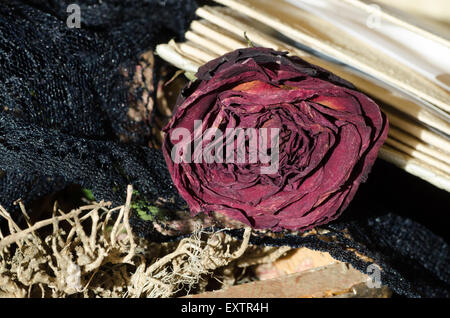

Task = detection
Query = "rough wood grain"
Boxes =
[187,262,390,298]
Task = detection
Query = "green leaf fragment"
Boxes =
[132,200,167,221]
[82,188,96,201]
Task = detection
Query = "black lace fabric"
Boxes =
[0,0,448,298]
[0,0,194,213]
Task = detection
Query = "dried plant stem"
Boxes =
[0,202,110,250]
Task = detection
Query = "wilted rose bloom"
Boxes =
[163,48,388,231]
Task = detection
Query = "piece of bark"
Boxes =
[254,247,337,281]
[187,262,390,298]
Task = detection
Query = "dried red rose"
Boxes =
[163,48,388,231]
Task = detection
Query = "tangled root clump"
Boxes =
[0,185,263,298]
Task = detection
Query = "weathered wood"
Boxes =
[187,262,390,298]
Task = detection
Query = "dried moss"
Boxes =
[0,185,287,298]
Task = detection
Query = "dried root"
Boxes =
[0,185,271,298]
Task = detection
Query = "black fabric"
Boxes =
[0,0,195,215]
[0,0,448,298]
